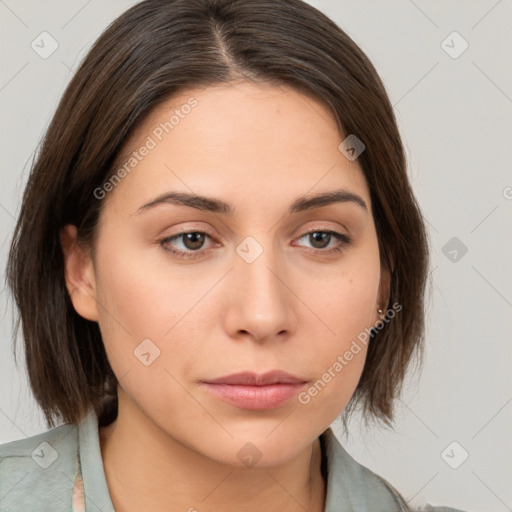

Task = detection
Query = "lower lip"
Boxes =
[201,382,306,410]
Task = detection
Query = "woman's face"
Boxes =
[65,80,388,466]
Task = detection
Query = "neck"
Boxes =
[99,392,326,512]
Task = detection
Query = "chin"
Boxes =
[207,424,318,469]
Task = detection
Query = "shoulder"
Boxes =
[320,428,470,512]
[0,422,79,511]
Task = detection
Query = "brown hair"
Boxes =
[7,0,429,428]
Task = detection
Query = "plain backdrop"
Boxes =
[1,1,511,511]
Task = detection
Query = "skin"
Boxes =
[61,80,390,512]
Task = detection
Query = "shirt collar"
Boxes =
[320,427,408,511]
[78,409,116,512]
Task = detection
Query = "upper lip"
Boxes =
[203,371,307,386]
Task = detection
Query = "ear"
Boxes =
[60,224,99,322]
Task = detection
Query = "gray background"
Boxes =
[1,1,511,510]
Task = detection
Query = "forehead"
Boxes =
[105,80,370,216]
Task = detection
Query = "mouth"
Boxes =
[200,371,308,410]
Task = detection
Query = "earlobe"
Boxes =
[59,224,99,322]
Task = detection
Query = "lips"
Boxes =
[204,370,307,386]
[201,371,308,410]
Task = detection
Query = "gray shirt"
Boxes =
[0,409,467,511]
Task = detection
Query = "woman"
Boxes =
[1,1,468,510]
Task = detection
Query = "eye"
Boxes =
[159,230,217,259]
[294,229,351,255]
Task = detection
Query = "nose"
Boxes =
[222,240,297,344]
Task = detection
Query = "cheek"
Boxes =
[306,244,381,345]
[92,227,224,395]
[91,248,205,426]
[91,234,188,373]
[294,245,380,419]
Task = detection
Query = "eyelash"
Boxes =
[159,227,351,260]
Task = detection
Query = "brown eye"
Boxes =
[295,230,351,254]
[180,232,207,250]
[160,230,216,259]
[308,232,331,249]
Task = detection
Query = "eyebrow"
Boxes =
[134,189,368,216]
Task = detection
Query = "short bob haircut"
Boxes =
[7,0,429,429]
